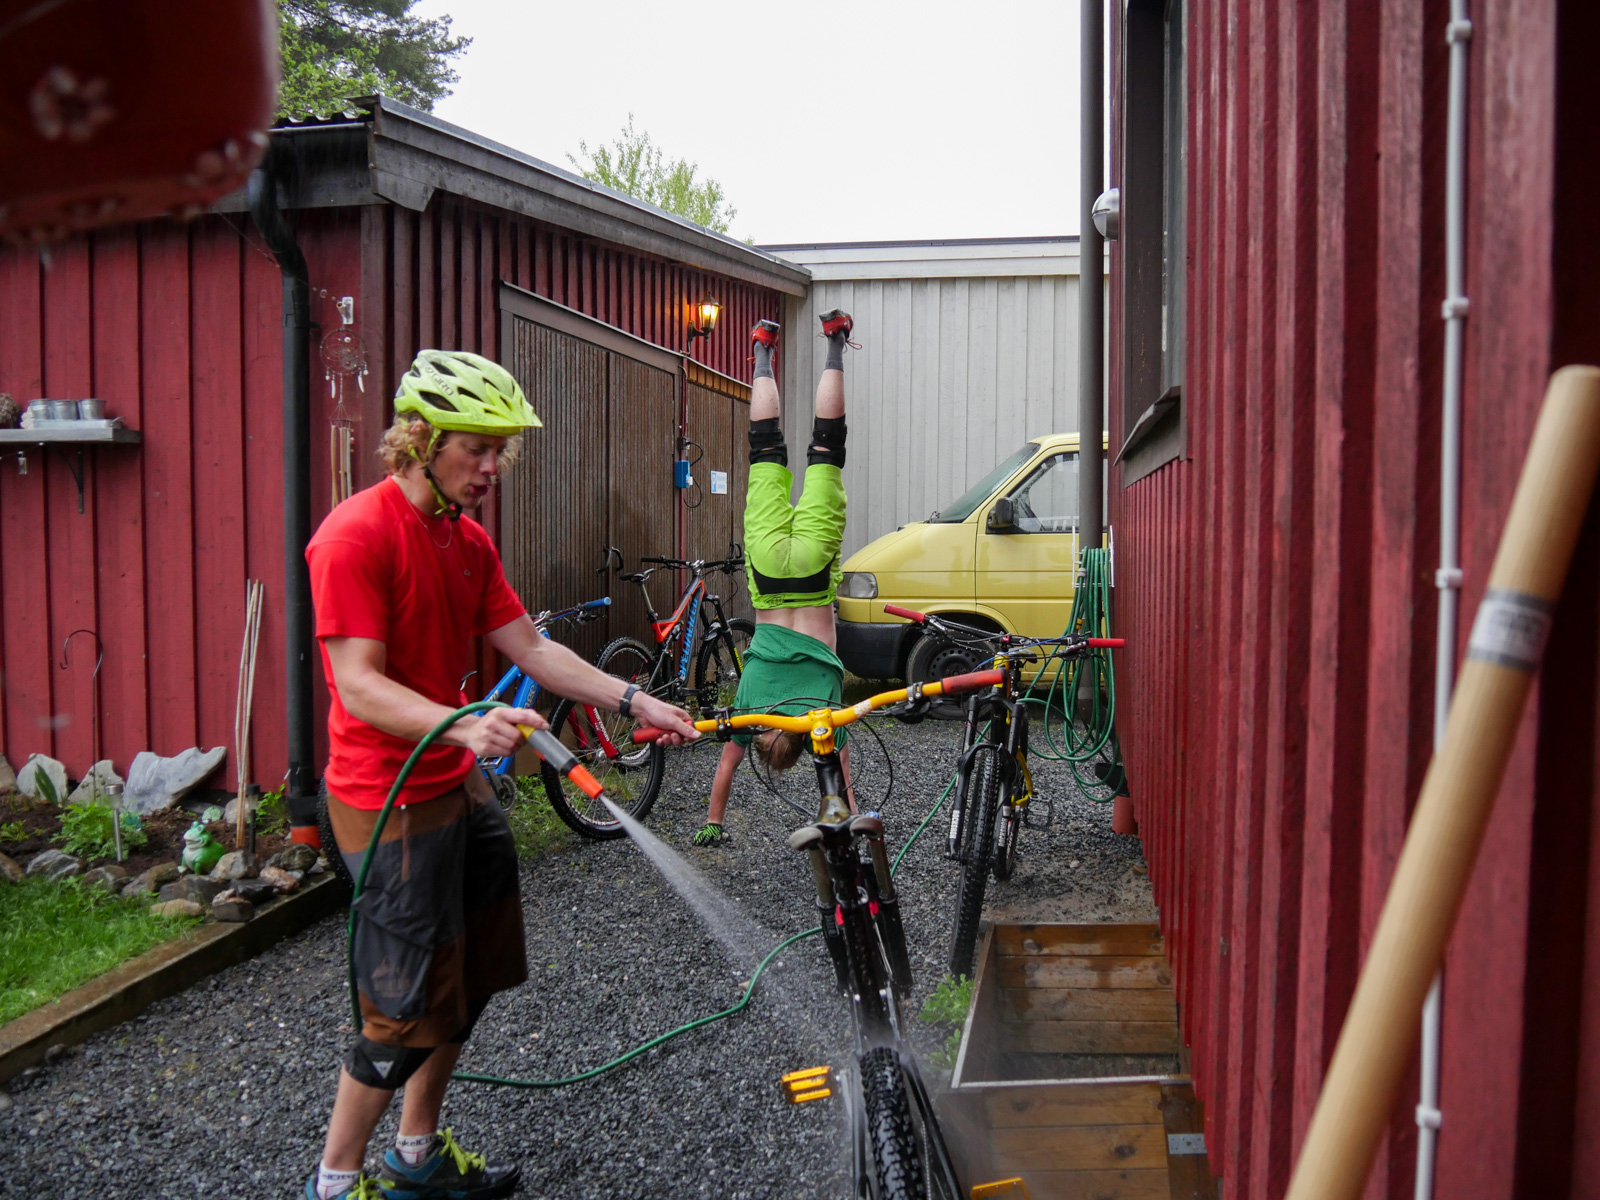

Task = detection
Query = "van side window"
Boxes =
[1008,453,1080,533]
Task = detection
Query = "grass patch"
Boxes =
[0,878,202,1025]
[508,775,572,858]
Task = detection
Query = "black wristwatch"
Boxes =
[618,683,640,717]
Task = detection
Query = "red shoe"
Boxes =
[751,319,781,349]
[819,309,854,340]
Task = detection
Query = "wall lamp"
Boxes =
[687,297,722,340]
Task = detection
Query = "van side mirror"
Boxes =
[987,497,1017,532]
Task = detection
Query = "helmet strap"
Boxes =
[405,440,463,522]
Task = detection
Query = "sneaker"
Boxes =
[377,1130,520,1200]
[818,309,854,340]
[692,821,727,847]
[751,319,781,349]
[305,1174,384,1200]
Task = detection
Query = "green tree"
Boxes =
[277,0,470,119]
[569,115,738,235]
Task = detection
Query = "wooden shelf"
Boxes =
[0,425,141,445]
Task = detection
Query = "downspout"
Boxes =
[1416,5,1472,1198]
[1079,0,1105,548]
[247,151,317,826]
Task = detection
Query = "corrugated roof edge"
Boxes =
[760,235,1081,251]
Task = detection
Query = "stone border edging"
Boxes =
[0,874,350,1083]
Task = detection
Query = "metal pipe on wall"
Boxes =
[247,151,317,822]
[1079,0,1105,547]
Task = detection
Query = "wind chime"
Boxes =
[322,296,369,506]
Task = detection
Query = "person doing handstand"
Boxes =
[693,310,856,846]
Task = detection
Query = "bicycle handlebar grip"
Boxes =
[936,668,1005,695]
[639,556,671,565]
[883,604,927,623]
[583,597,613,609]
[1087,637,1125,648]
[631,726,666,744]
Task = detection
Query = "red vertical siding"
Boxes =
[1110,0,1594,1197]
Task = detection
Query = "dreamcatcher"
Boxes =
[322,296,369,505]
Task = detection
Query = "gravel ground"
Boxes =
[0,717,1152,1199]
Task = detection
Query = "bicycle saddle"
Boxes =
[788,813,883,852]
[620,568,656,584]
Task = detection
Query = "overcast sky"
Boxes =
[413,0,1086,245]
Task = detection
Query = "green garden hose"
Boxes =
[344,700,964,1089]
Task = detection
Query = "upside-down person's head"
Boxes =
[381,349,542,519]
[753,728,808,773]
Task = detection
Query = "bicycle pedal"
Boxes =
[781,1065,833,1103]
[971,1180,1032,1200]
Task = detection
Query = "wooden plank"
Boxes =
[998,957,1174,990]
[987,1123,1167,1172]
[952,924,1002,1087]
[1018,1168,1170,1200]
[983,1080,1166,1129]
[1160,1082,1215,1200]
[1001,987,1177,1024]
[1000,1020,1182,1056]
[998,924,1166,957]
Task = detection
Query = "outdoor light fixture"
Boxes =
[1092,188,1120,239]
[688,297,722,340]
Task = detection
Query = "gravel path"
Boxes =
[0,718,1152,1199]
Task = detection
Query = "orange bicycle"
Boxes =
[634,668,1002,1200]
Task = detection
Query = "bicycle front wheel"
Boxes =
[949,745,1002,977]
[694,617,754,714]
[859,1046,927,1200]
[542,637,664,840]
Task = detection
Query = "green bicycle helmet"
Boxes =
[394,349,541,436]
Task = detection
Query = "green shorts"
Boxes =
[743,461,847,610]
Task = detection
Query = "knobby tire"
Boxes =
[949,745,1001,977]
[859,1046,928,1200]
[693,616,754,715]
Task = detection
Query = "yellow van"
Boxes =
[835,433,1104,683]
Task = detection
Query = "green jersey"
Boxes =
[730,623,849,748]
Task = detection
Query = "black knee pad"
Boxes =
[448,997,491,1046]
[749,417,788,467]
[808,417,847,468]
[344,1037,437,1090]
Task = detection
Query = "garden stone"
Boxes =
[229,877,278,906]
[221,795,256,825]
[268,844,318,872]
[159,876,225,906]
[258,865,301,894]
[122,747,226,816]
[0,852,21,882]
[149,899,204,919]
[208,850,258,881]
[81,865,129,892]
[0,754,14,792]
[66,761,124,806]
[128,862,180,895]
[211,894,254,923]
[25,848,82,880]
[17,755,67,806]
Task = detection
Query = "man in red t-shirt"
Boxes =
[303,349,696,1200]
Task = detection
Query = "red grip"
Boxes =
[1087,638,1125,648]
[884,604,927,623]
[631,726,667,744]
[937,668,1005,696]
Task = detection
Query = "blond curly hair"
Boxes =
[377,414,525,476]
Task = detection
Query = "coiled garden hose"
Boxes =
[344,701,964,1090]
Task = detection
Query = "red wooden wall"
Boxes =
[0,196,781,793]
[1108,0,1600,1197]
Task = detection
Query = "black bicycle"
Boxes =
[634,669,1002,1200]
[884,605,1124,976]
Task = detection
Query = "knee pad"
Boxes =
[749,417,788,467]
[808,417,847,468]
[448,997,491,1046]
[344,1037,437,1090]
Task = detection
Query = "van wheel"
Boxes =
[906,635,988,721]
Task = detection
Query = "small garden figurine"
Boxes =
[180,819,224,875]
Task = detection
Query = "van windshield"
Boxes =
[928,442,1040,523]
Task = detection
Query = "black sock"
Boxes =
[753,340,775,380]
[825,335,846,373]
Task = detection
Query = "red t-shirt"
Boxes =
[306,477,526,810]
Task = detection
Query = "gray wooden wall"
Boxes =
[777,274,1089,560]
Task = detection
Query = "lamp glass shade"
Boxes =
[694,299,722,336]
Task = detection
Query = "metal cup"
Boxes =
[77,399,105,420]
[27,401,51,420]
[47,399,77,420]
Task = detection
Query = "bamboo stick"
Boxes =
[234,580,264,848]
[1284,366,1600,1200]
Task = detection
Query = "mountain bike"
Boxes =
[883,605,1124,976]
[633,668,1004,1200]
[540,544,752,839]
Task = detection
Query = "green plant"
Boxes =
[256,789,289,837]
[569,115,739,234]
[55,802,147,860]
[508,774,571,858]
[276,0,470,119]
[0,819,26,843]
[918,973,976,1070]
[0,877,200,1023]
